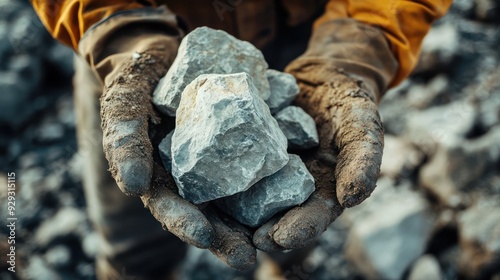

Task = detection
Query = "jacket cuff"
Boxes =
[287,18,398,100]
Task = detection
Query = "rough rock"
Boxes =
[217,154,315,227]
[158,130,174,172]
[34,207,87,247]
[153,27,270,116]
[21,256,61,280]
[381,135,424,180]
[457,198,500,279]
[44,245,71,268]
[344,178,435,280]
[408,255,443,280]
[274,106,319,149]
[172,73,288,204]
[419,126,500,206]
[265,69,299,114]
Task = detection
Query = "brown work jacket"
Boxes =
[31,0,452,86]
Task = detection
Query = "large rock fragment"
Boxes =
[274,106,319,149]
[172,73,289,204]
[344,179,436,280]
[153,27,270,116]
[217,154,315,227]
[265,69,299,114]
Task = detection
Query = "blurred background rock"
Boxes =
[0,0,499,279]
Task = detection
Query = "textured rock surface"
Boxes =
[217,154,315,227]
[344,179,436,280]
[275,106,319,149]
[457,198,500,279]
[158,130,174,172]
[265,69,299,114]
[153,27,270,116]
[172,73,288,204]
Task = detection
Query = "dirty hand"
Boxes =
[254,19,397,251]
[83,9,256,270]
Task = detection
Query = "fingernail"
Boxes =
[117,159,151,196]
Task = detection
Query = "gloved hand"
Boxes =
[79,7,256,270]
[254,19,398,251]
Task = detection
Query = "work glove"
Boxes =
[254,19,398,251]
[79,7,256,270]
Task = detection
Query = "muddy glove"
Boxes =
[254,18,398,251]
[79,7,256,270]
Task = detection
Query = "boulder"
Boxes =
[153,27,270,116]
[344,179,436,280]
[217,154,315,227]
[172,73,288,204]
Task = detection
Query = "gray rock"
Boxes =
[153,27,270,116]
[158,130,174,172]
[34,207,87,247]
[275,106,319,149]
[344,179,435,280]
[408,255,443,280]
[172,73,288,204]
[22,256,61,280]
[44,245,71,268]
[265,69,299,114]
[217,154,315,227]
[457,198,500,279]
[419,126,500,207]
[380,135,424,180]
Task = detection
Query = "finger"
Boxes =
[330,80,384,207]
[141,163,215,248]
[253,214,285,253]
[270,188,343,249]
[100,80,159,196]
[202,206,257,271]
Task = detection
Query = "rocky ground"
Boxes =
[0,0,499,279]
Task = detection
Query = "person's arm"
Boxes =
[31,0,160,50]
[314,0,453,90]
[31,1,256,270]
[254,0,453,251]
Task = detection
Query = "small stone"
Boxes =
[153,27,270,116]
[265,69,299,114]
[44,245,71,268]
[274,106,319,149]
[457,198,500,279]
[35,207,87,247]
[217,154,315,227]
[408,255,442,280]
[158,130,174,172]
[172,73,288,204]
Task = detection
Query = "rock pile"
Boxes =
[154,27,318,227]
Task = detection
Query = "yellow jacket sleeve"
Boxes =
[315,0,453,87]
[30,0,158,50]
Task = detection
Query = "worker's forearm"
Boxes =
[30,0,159,50]
[314,0,453,87]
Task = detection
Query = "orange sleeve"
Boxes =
[30,0,159,50]
[314,0,453,87]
